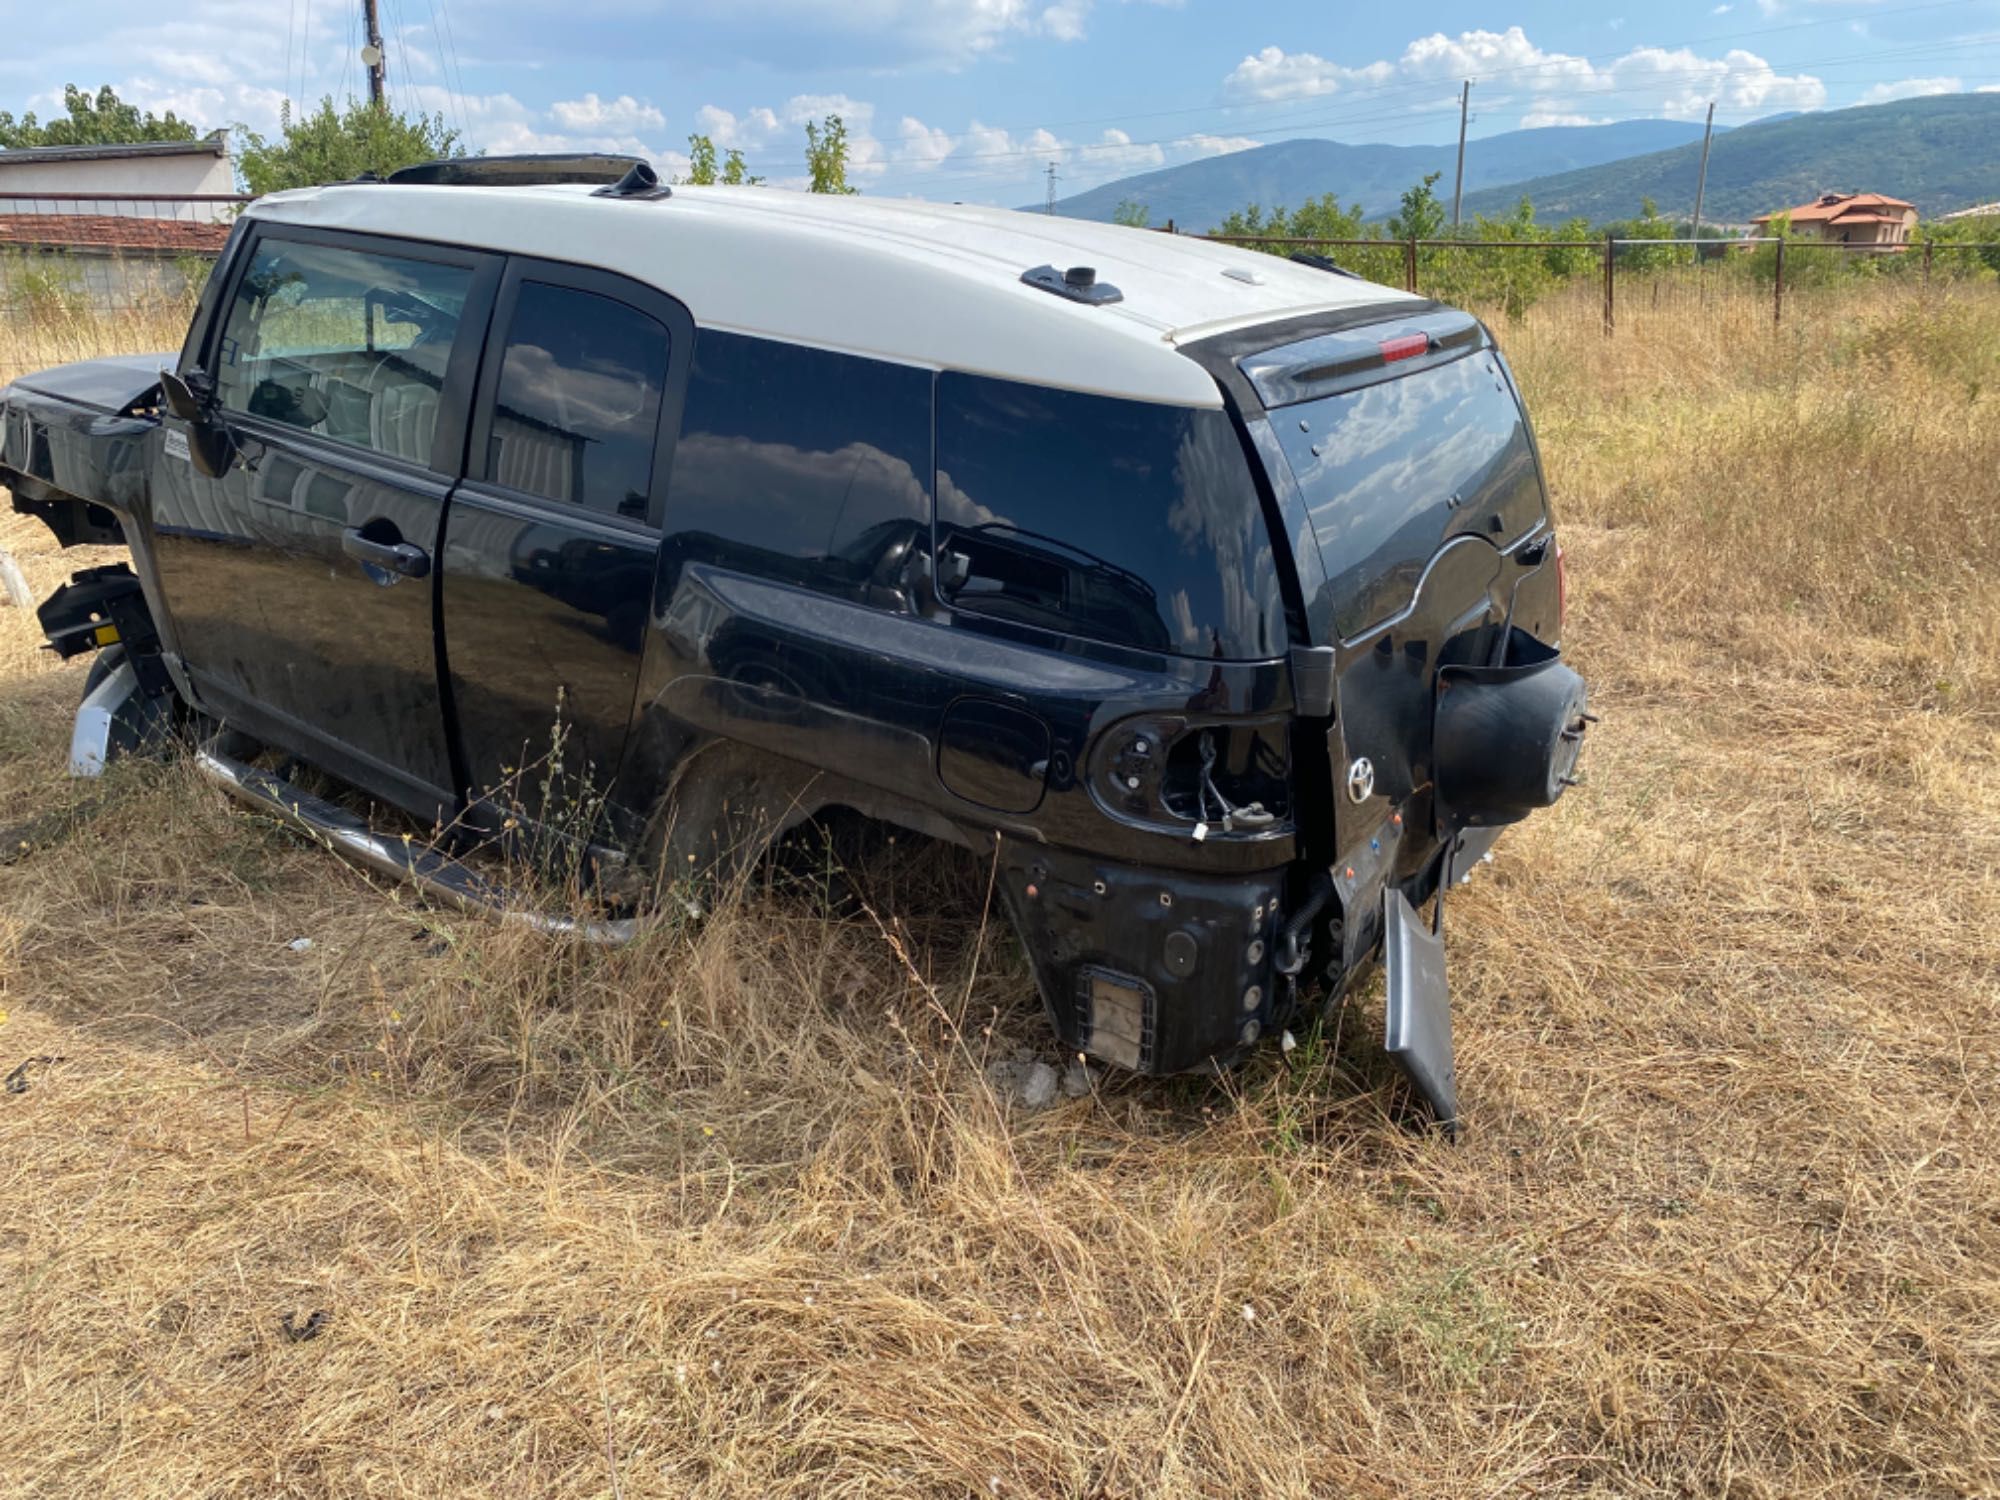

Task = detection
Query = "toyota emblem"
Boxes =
[1346,757,1375,804]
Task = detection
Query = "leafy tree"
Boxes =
[1388,172,1447,241]
[683,133,761,186]
[0,84,198,148]
[1112,198,1150,228]
[1917,212,2000,276]
[1214,193,1367,242]
[235,96,462,195]
[803,114,858,195]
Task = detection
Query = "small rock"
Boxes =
[1060,1061,1092,1099]
[1019,1062,1059,1109]
[287,937,313,953]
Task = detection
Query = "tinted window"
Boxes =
[487,282,670,521]
[665,331,932,599]
[215,237,471,466]
[935,374,1285,660]
[1275,352,1544,638]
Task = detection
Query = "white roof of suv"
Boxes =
[244,182,1419,409]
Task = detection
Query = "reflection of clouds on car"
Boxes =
[671,433,927,558]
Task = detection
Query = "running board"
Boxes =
[193,748,639,945]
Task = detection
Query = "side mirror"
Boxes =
[159,368,236,479]
[159,369,207,423]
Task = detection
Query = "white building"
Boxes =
[0,133,236,219]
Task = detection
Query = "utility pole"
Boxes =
[1450,80,1472,232]
[1044,161,1059,215]
[362,0,388,107]
[1689,100,1716,244]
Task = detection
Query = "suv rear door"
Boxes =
[152,225,499,819]
[439,259,692,832]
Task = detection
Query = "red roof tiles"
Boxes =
[1753,192,1917,226]
[0,212,232,253]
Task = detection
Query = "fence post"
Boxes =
[1773,238,1786,328]
[1602,236,1615,337]
[1400,238,1415,294]
[1922,239,1932,301]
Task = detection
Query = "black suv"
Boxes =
[1,157,1587,1126]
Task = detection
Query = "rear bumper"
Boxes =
[997,807,1505,1078]
[997,840,1288,1075]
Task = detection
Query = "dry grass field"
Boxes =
[1,285,1997,1498]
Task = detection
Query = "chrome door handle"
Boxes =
[341,527,431,579]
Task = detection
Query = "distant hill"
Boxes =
[1454,94,2000,225]
[1035,120,1718,231]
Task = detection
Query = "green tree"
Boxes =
[1214,193,1366,242]
[803,114,858,195]
[683,133,761,186]
[1389,172,1447,241]
[235,96,462,195]
[0,84,198,148]
[1112,198,1150,228]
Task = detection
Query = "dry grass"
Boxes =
[2,287,1998,1498]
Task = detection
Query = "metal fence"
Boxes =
[1195,231,2000,333]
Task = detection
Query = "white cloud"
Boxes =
[1223,27,1824,122]
[1858,76,1962,106]
[668,0,1089,68]
[549,93,666,133]
[1173,133,1260,157]
[1519,109,1613,128]
[1222,46,1392,103]
[694,104,781,148]
[1040,0,1091,42]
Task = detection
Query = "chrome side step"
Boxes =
[193,748,639,945]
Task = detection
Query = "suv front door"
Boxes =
[152,226,499,819]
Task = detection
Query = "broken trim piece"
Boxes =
[193,748,639,945]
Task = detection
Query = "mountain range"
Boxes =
[1035,119,1716,229]
[1043,94,2000,233]
[1453,94,2000,225]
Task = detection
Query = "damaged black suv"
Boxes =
[1,156,1587,1127]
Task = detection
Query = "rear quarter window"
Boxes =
[934,373,1285,661]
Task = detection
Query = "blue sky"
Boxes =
[4,0,1997,198]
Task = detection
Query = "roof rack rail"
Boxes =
[385,153,652,188]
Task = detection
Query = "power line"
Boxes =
[432,0,472,137]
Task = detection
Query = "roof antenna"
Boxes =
[594,161,671,200]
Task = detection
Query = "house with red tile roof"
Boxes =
[1752,192,1919,248]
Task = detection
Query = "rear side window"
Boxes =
[214,237,471,466]
[935,374,1285,660]
[665,330,933,598]
[486,282,670,522]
